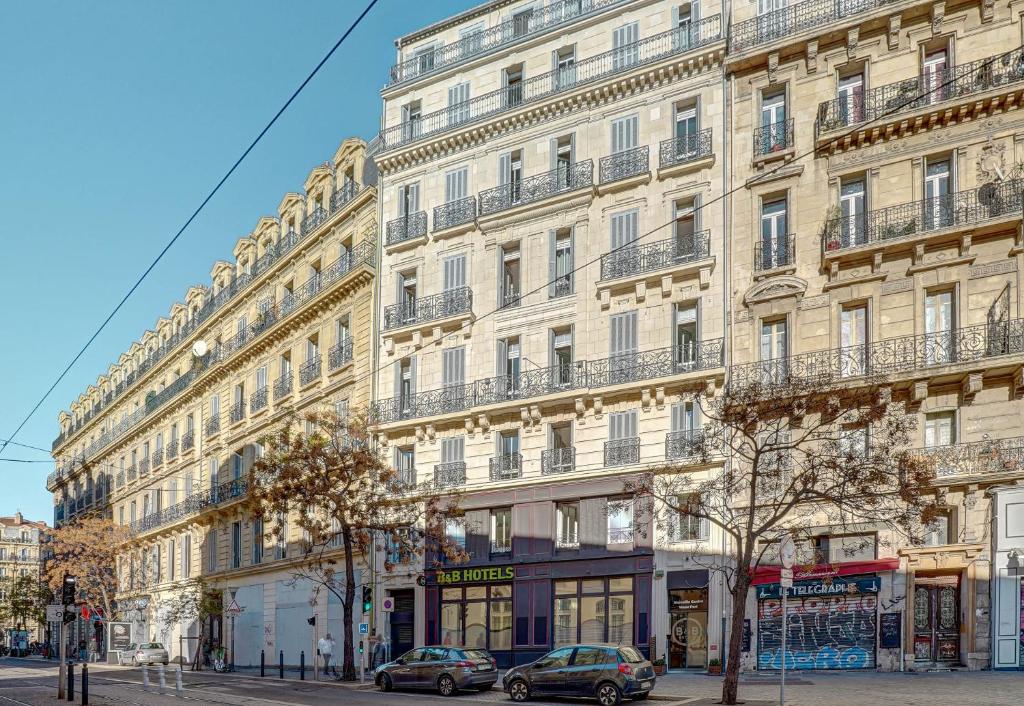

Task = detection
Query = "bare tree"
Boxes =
[629,376,937,705]
[247,409,465,681]
[159,577,223,670]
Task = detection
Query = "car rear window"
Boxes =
[617,646,644,663]
[461,649,491,661]
[141,643,164,650]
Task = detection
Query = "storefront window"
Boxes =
[554,576,635,646]
[440,584,513,650]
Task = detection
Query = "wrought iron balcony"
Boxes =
[331,180,360,211]
[589,340,725,388]
[250,386,268,413]
[382,287,473,332]
[397,467,417,487]
[605,438,640,467]
[127,465,137,482]
[822,180,1024,253]
[489,453,522,481]
[205,416,220,438]
[386,211,427,246]
[600,230,711,280]
[386,0,629,86]
[599,146,649,185]
[500,289,521,309]
[666,429,706,460]
[152,448,164,467]
[730,0,887,53]
[914,436,1024,479]
[300,356,322,386]
[433,461,466,489]
[433,197,477,232]
[229,401,246,424]
[479,161,593,216]
[274,371,293,400]
[490,538,512,554]
[139,457,150,475]
[373,384,475,424]
[729,318,1024,390]
[181,430,195,451]
[115,470,125,488]
[542,447,576,475]
[816,47,1024,135]
[381,17,723,150]
[659,128,713,169]
[329,339,354,370]
[754,118,794,157]
[130,476,249,535]
[754,235,796,271]
[302,206,327,235]
[475,362,588,407]
[167,439,178,460]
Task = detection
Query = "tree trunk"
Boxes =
[721,567,752,706]
[341,527,357,681]
[191,625,206,671]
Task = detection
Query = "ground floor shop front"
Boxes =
[424,555,652,668]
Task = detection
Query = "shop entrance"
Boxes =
[668,589,707,669]
[913,578,960,666]
[389,589,415,661]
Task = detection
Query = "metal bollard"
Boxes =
[67,661,74,702]
[176,665,183,697]
[141,663,149,691]
[260,649,265,677]
[158,664,167,694]
[279,650,284,679]
[81,663,89,706]
[300,651,305,680]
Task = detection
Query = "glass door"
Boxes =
[675,105,698,158]
[840,305,868,377]
[760,319,788,383]
[839,178,866,247]
[760,199,787,268]
[923,49,949,105]
[924,158,951,230]
[913,583,960,665]
[925,291,955,365]
[838,73,865,124]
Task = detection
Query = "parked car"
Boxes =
[503,644,655,705]
[119,642,169,666]
[374,645,497,696]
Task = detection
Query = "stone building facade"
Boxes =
[0,513,48,645]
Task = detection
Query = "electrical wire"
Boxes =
[0,0,381,460]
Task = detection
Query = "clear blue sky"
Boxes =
[0,0,478,523]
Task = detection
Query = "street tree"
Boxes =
[628,374,937,705]
[159,577,223,670]
[44,516,132,625]
[247,409,465,681]
[0,574,51,641]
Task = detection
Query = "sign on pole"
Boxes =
[779,534,796,569]
[780,567,794,588]
[358,622,369,635]
[381,597,395,613]
[225,599,244,616]
[46,606,64,622]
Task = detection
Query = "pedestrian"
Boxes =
[317,633,339,678]
[371,633,387,669]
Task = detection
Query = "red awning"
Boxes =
[751,557,900,585]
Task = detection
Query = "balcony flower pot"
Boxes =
[652,659,666,675]
[707,658,722,676]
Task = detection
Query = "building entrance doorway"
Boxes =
[913,578,960,666]
[668,589,707,669]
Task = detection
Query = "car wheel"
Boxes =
[437,674,457,697]
[163,661,169,666]
[378,673,393,692]
[508,679,530,702]
[596,682,622,706]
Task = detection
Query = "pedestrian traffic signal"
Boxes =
[361,586,372,614]
[358,640,364,654]
[307,616,316,626]
[61,575,77,606]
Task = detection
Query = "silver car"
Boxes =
[375,646,497,696]
[121,642,169,666]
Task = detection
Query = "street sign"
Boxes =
[779,534,796,569]
[46,606,64,622]
[358,622,369,635]
[780,576,793,588]
[780,568,793,580]
[225,599,244,616]
[381,597,395,613]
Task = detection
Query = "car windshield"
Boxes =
[617,646,644,663]
[462,649,491,661]
[141,643,164,650]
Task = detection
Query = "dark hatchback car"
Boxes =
[374,646,497,696]
[503,644,655,705]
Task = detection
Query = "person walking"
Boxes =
[317,633,338,679]
[371,633,387,669]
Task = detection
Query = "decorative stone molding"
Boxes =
[961,372,983,404]
[575,398,586,420]
[464,418,474,434]
[477,414,490,433]
[932,1,945,34]
[520,407,531,428]
[768,52,779,83]
[977,136,1006,183]
[655,386,665,409]
[743,275,808,306]
[641,388,652,410]
[882,278,913,294]
[806,40,818,73]
[847,28,859,60]
[797,294,829,310]
[530,405,541,424]
[415,426,425,442]
[912,380,929,405]
[888,15,901,50]
[593,396,603,417]
[981,0,994,22]
[969,259,1016,279]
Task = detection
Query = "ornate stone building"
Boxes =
[0,513,48,646]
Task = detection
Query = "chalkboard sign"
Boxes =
[879,612,901,649]
[741,619,752,652]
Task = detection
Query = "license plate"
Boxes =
[476,664,491,671]
[639,680,651,690]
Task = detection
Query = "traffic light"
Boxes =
[62,611,75,625]
[361,586,372,614]
[306,616,316,626]
[61,575,77,606]
[358,640,364,654]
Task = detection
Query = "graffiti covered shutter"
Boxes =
[757,591,877,670]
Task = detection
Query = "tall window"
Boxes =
[672,494,709,541]
[612,22,639,69]
[168,538,176,581]
[674,303,698,370]
[445,519,466,549]
[610,209,639,249]
[925,290,955,364]
[550,229,573,298]
[443,254,466,292]
[760,318,788,383]
[923,48,949,104]
[500,244,521,308]
[839,177,866,246]
[840,304,868,377]
[447,82,470,125]
[207,528,218,572]
[442,347,466,390]
[838,72,865,124]
[557,502,579,548]
[499,148,523,203]
[607,498,634,544]
[554,45,576,89]
[182,534,191,578]
[444,166,468,203]
[503,64,523,108]
[610,115,638,155]
[231,521,241,569]
[395,447,415,486]
[252,517,264,565]
[490,508,512,553]
[924,157,952,230]
[554,577,635,647]
[401,101,422,140]
[759,197,788,269]
[551,328,574,386]
[759,89,787,154]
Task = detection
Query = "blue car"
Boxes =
[503,644,655,705]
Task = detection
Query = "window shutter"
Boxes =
[445,171,455,202]
[692,0,700,21]
[408,183,420,213]
[567,228,575,293]
[626,410,637,438]
[550,137,558,171]
[409,356,417,396]
[499,153,511,185]
[396,184,408,217]
[496,248,505,307]
[548,231,557,298]
[495,338,508,376]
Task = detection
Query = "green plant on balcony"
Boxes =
[880,218,917,241]
[820,204,841,251]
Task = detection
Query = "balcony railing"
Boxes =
[731,0,887,53]
[229,401,246,424]
[489,453,522,481]
[386,211,428,245]
[434,461,466,489]
[152,448,164,467]
[181,430,195,451]
[914,436,1024,478]
[139,458,150,475]
[380,17,723,150]
[329,339,354,370]
[754,235,796,271]
[599,146,649,184]
[816,47,1024,134]
[659,128,714,169]
[274,371,293,400]
[205,416,220,438]
[167,439,178,460]
[382,287,473,331]
[475,361,588,407]
[433,197,477,232]
[51,201,372,454]
[387,0,629,86]
[729,318,1024,390]
[300,356,322,386]
[822,180,1024,253]
[600,230,711,280]
[666,429,706,460]
[479,160,594,216]
[605,438,640,467]
[302,206,327,235]
[542,447,576,475]
[127,465,137,482]
[250,386,268,413]
[589,340,725,388]
[129,476,249,535]
[754,118,794,157]
[330,180,360,211]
